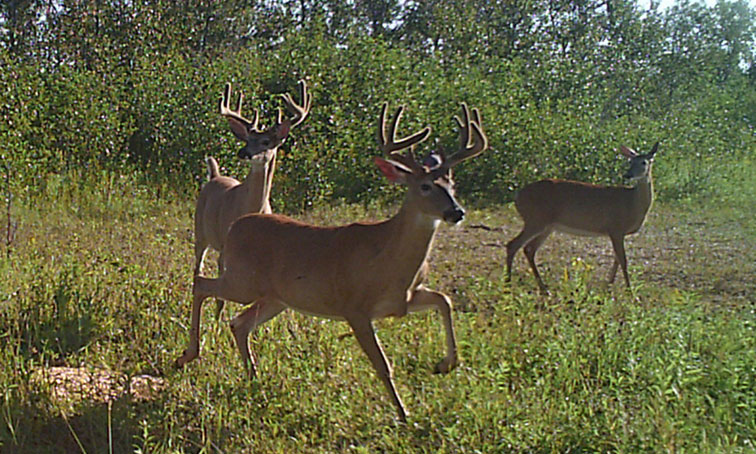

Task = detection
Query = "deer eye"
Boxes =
[420,183,432,192]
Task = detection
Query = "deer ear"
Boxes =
[649,141,659,157]
[619,145,637,158]
[227,118,250,141]
[275,119,291,139]
[374,157,411,184]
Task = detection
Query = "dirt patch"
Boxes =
[429,207,756,306]
[31,367,165,405]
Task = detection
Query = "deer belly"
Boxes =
[279,292,347,320]
[370,298,408,319]
[554,223,604,237]
[288,306,346,321]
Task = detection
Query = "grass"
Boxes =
[1,168,755,453]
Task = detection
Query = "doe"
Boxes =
[506,142,659,292]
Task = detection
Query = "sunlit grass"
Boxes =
[1,170,755,453]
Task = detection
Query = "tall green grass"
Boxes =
[1,168,755,453]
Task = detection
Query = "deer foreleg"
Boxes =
[609,234,631,288]
[407,286,459,374]
[177,275,214,367]
[229,298,286,380]
[347,314,408,423]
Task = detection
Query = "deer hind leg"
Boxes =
[347,314,407,423]
[609,234,631,288]
[407,286,458,374]
[214,250,226,320]
[506,223,548,282]
[229,298,286,380]
[193,239,208,277]
[176,275,216,367]
[523,229,552,294]
[608,258,620,284]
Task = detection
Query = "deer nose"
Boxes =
[238,147,252,159]
[443,207,465,224]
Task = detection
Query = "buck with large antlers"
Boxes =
[195,81,311,314]
[506,142,659,292]
[176,102,488,422]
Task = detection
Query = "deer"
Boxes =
[195,80,311,316]
[176,102,488,422]
[505,142,659,293]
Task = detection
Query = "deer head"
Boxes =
[620,141,659,181]
[375,103,488,225]
[219,80,311,162]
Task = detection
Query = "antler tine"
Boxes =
[377,103,430,173]
[454,102,472,150]
[383,103,403,152]
[378,102,389,150]
[444,103,488,169]
[219,82,260,131]
[280,79,311,128]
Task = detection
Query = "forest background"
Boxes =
[2,0,755,209]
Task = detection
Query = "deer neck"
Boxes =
[240,154,276,214]
[632,169,654,220]
[381,199,441,277]
[262,153,277,213]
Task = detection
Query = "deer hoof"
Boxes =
[176,349,197,369]
[433,356,458,374]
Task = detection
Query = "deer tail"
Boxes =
[205,156,220,181]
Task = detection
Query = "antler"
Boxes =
[219,83,260,132]
[377,103,431,173]
[440,103,488,170]
[279,79,312,128]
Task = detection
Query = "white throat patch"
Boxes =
[414,212,441,230]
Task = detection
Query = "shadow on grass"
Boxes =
[1,365,182,454]
[3,398,140,454]
[2,391,215,454]
[9,272,97,365]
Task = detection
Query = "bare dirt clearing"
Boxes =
[30,367,165,405]
[431,204,756,307]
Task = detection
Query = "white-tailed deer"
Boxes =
[177,102,488,422]
[506,142,659,292]
[195,81,311,315]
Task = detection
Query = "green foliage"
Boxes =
[2,0,755,208]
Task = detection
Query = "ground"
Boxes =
[2,193,755,453]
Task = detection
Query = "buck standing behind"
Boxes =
[194,81,311,316]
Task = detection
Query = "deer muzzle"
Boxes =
[238,147,254,159]
[443,207,465,224]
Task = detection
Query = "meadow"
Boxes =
[1,154,755,453]
[3,0,756,451]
